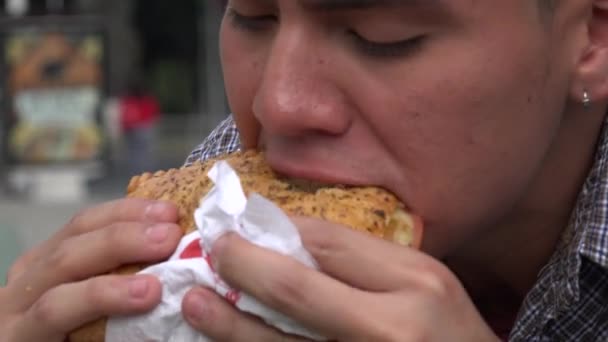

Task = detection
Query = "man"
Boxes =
[2,0,608,340]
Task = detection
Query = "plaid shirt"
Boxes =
[186,115,608,341]
[184,116,241,165]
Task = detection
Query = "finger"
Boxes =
[7,199,179,282]
[294,217,440,292]
[211,234,372,339]
[5,249,38,284]
[12,274,162,342]
[59,198,179,240]
[9,221,182,310]
[183,287,310,342]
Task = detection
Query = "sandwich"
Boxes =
[68,150,423,341]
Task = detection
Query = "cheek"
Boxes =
[352,38,562,252]
[220,27,264,148]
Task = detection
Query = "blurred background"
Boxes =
[0,0,230,281]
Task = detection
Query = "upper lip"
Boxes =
[264,151,377,187]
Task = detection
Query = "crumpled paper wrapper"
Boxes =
[105,161,325,341]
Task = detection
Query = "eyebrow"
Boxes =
[298,0,439,11]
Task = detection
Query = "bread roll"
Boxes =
[69,150,423,341]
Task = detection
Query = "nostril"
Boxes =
[41,60,65,80]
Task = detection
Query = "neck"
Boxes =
[447,103,607,321]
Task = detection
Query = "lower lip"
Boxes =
[264,151,374,187]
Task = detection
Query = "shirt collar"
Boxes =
[578,117,608,268]
[536,115,608,314]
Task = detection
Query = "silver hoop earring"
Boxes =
[583,90,592,108]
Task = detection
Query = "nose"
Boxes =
[252,29,353,137]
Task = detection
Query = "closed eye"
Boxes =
[348,30,426,59]
[227,7,277,32]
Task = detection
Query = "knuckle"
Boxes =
[116,198,146,219]
[415,263,459,299]
[6,257,27,283]
[83,277,114,311]
[305,227,341,256]
[102,222,175,264]
[65,207,92,235]
[104,222,152,258]
[104,222,131,249]
[46,242,73,274]
[262,267,308,312]
[30,292,60,328]
[46,241,87,281]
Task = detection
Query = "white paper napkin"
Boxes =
[105,161,325,341]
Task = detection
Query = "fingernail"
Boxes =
[145,202,170,220]
[210,235,230,271]
[146,224,170,243]
[129,278,150,298]
[185,291,207,321]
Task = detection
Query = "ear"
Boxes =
[571,1,608,103]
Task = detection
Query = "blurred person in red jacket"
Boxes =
[120,79,160,175]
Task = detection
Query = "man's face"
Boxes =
[220,0,583,256]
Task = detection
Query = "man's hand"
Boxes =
[1,198,182,342]
[182,217,500,342]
